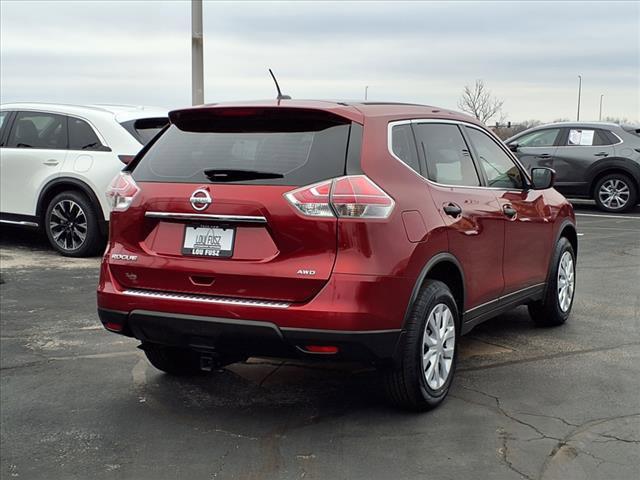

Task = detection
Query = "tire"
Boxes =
[142,343,203,376]
[593,173,638,213]
[383,280,459,411]
[528,237,576,327]
[44,191,103,257]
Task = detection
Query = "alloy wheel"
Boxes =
[422,303,456,390]
[557,251,575,312]
[598,179,630,210]
[49,200,88,251]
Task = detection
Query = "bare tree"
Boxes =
[602,116,630,125]
[492,119,542,140]
[458,79,504,124]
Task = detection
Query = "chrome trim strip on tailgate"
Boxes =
[144,212,267,224]
[123,289,290,309]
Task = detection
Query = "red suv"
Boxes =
[97,101,577,410]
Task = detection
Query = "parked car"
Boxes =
[506,122,640,212]
[97,101,577,410]
[0,103,168,256]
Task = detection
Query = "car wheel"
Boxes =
[528,237,576,327]
[383,280,459,411]
[45,191,102,257]
[594,173,637,213]
[142,343,203,376]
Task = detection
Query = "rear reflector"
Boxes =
[104,321,123,332]
[106,172,140,212]
[304,345,339,354]
[285,175,394,219]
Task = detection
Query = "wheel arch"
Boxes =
[588,162,640,198]
[543,219,578,295]
[403,253,465,327]
[558,221,578,257]
[37,177,108,235]
[391,253,465,366]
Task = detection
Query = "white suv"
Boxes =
[0,103,168,256]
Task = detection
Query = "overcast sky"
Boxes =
[1,0,638,123]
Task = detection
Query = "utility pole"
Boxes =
[191,0,204,105]
[599,94,604,121]
[364,85,369,101]
[576,75,582,121]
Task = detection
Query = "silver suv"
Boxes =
[507,122,640,212]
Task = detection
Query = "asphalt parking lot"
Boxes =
[1,204,638,480]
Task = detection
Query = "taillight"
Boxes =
[117,155,135,165]
[106,172,140,212]
[331,176,395,218]
[285,179,334,217]
[285,175,394,219]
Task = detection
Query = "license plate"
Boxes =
[182,224,235,257]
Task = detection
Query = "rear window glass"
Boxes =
[131,110,352,186]
[391,123,420,173]
[120,117,168,145]
[69,117,103,150]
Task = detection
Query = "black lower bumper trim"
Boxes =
[99,308,400,362]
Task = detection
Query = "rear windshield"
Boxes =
[131,110,352,185]
[120,117,168,145]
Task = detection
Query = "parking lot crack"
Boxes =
[592,432,640,444]
[258,361,285,386]
[538,413,640,479]
[498,427,536,480]
[459,385,561,441]
[514,412,579,428]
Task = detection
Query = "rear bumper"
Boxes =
[97,258,412,362]
[97,257,414,331]
[98,308,401,362]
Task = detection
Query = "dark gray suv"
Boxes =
[507,122,640,212]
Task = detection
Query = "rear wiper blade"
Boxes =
[203,169,284,182]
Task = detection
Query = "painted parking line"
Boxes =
[575,213,640,220]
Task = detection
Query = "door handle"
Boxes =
[594,152,608,157]
[536,154,552,159]
[43,159,59,166]
[503,204,517,219]
[443,203,462,217]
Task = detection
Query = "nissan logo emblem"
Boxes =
[190,188,212,211]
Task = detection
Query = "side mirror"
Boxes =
[531,167,555,190]
[508,142,519,152]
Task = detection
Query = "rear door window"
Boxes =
[69,117,105,151]
[390,123,420,173]
[7,111,67,149]
[413,123,480,187]
[132,110,353,186]
[565,128,616,146]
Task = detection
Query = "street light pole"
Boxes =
[365,85,369,101]
[576,75,582,121]
[191,0,204,105]
[599,94,604,121]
